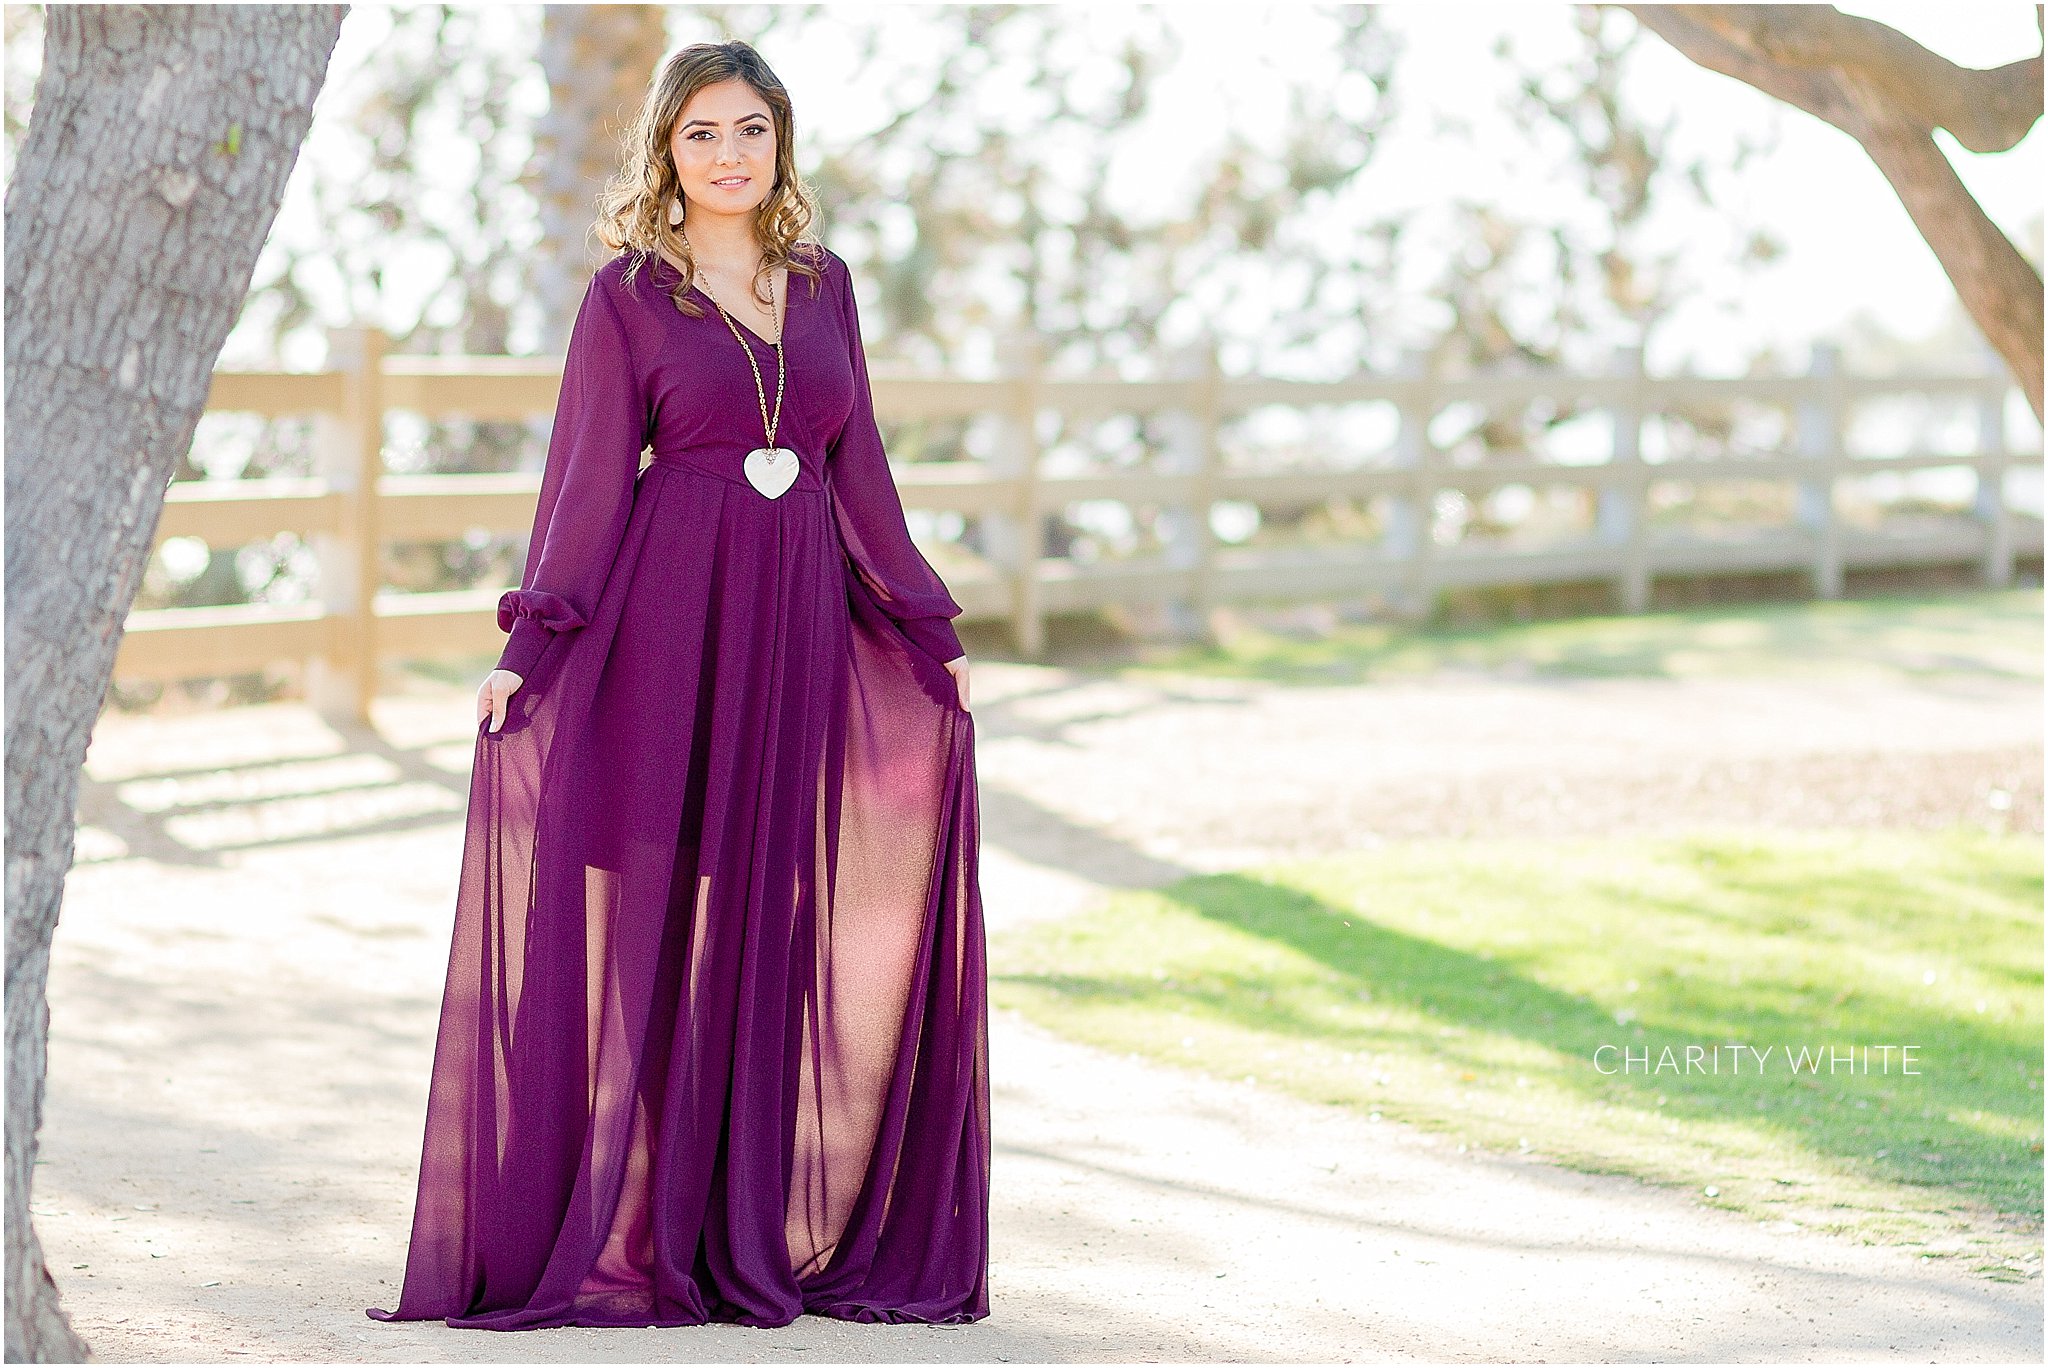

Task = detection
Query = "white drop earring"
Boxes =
[668,195,684,227]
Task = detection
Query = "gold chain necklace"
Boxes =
[696,265,800,499]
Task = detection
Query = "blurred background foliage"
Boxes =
[3,2,2037,709]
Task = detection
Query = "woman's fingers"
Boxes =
[947,659,971,711]
[480,669,522,733]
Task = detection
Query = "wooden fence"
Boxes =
[115,326,2041,722]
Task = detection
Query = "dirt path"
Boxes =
[36,659,2041,1361]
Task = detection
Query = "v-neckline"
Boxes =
[688,269,789,349]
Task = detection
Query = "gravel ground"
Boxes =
[32,655,2042,1362]
[973,667,2039,896]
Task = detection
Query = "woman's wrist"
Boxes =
[495,616,551,680]
[898,613,964,665]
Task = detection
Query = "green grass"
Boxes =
[1124,587,2043,686]
[992,827,2044,1275]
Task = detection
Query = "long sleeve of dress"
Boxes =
[494,270,647,680]
[825,260,967,665]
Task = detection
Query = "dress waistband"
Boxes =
[645,445,825,496]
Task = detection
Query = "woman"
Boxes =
[366,39,990,1331]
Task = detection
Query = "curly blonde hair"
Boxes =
[594,39,826,317]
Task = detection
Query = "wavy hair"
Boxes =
[593,40,826,318]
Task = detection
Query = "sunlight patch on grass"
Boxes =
[1124,588,2043,685]
[992,826,2044,1269]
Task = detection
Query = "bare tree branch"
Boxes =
[1675,4,2040,152]
[1616,3,2043,421]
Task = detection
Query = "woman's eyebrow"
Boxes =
[680,112,770,130]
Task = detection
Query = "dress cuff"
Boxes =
[496,588,587,635]
[899,613,965,665]
[494,616,551,680]
[495,589,584,680]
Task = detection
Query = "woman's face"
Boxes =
[669,78,778,224]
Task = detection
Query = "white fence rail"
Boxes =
[117,328,2042,721]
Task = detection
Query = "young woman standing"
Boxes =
[367,38,989,1332]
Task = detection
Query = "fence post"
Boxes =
[989,333,1046,658]
[1187,336,1224,626]
[1795,340,1844,599]
[1971,339,2014,588]
[1384,348,1435,619]
[1156,335,1221,645]
[1596,342,1651,612]
[308,325,386,725]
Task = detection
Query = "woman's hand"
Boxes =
[478,668,524,732]
[943,655,970,712]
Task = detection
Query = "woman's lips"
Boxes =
[711,176,749,188]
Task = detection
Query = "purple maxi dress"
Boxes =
[365,242,990,1330]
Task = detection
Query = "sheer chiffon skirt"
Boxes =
[366,456,990,1330]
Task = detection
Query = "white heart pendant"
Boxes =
[742,446,800,499]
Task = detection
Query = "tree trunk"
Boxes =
[3,7,347,1360]
[534,4,668,348]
